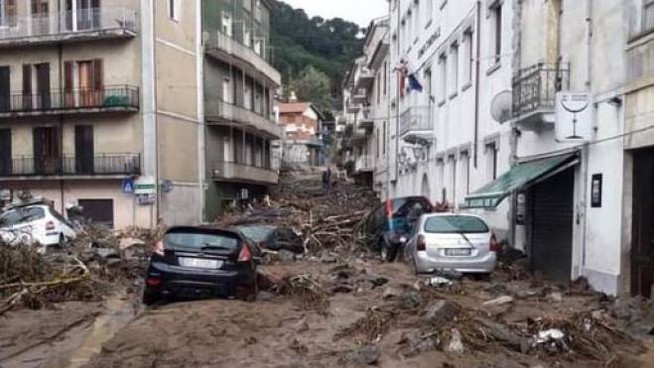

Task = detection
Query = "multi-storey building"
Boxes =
[201,0,282,221]
[0,0,281,228]
[343,17,390,198]
[278,101,324,167]
[386,0,514,236]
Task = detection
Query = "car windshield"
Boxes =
[236,225,276,243]
[0,207,46,227]
[164,231,240,250]
[391,198,431,219]
[424,216,489,234]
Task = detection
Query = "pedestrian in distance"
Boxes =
[322,167,332,192]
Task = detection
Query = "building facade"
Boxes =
[343,17,390,198]
[386,0,514,237]
[0,0,281,227]
[278,101,324,167]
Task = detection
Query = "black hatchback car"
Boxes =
[143,226,260,305]
[361,196,433,262]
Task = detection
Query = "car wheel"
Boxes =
[142,290,159,306]
[380,240,397,263]
[243,271,259,303]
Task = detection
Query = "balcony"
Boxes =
[0,85,139,118]
[0,8,137,48]
[213,161,279,185]
[0,154,141,179]
[205,100,283,140]
[205,31,281,86]
[354,67,375,92]
[400,106,434,145]
[512,63,570,131]
[355,155,375,173]
[359,107,374,129]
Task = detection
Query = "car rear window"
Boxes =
[164,231,240,251]
[237,225,276,243]
[391,198,431,218]
[0,207,46,227]
[424,216,489,234]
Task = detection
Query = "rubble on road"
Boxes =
[0,226,156,315]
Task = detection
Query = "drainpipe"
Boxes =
[196,0,206,223]
[579,0,593,274]
[473,1,482,168]
[394,2,401,187]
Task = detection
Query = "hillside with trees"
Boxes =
[270,0,365,114]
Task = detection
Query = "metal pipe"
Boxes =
[473,0,481,168]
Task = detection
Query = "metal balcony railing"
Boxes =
[0,7,138,44]
[0,154,141,177]
[512,63,570,118]
[0,85,139,115]
[400,106,433,136]
[205,99,282,139]
[207,31,281,85]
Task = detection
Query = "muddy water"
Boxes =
[2,293,139,368]
[64,293,139,368]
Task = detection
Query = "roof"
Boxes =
[279,102,325,121]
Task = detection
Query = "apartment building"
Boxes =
[202,0,282,221]
[343,17,390,197]
[0,0,281,228]
[386,0,513,236]
[278,101,324,167]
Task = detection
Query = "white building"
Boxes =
[387,0,514,238]
[343,18,391,198]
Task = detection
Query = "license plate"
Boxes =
[179,257,222,269]
[445,248,472,257]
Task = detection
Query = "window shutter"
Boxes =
[64,61,73,91]
[22,65,32,93]
[92,59,103,91]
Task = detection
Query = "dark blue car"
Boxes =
[361,196,433,262]
[143,226,260,305]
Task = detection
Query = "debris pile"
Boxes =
[267,273,330,314]
[0,228,155,315]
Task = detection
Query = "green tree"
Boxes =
[288,66,334,112]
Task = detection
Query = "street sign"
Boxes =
[122,179,135,194]
[161,180,173,193]
[555,92,593,142]
[134,177,157,195]
[137,193,156,206]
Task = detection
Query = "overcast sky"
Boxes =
[280,0,388,28]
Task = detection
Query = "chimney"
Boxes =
[289,91,298,102]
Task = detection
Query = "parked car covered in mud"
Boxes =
[143,226,261,305]
[235,224,304,254]
[0,201,77,253]
[402,213,499,275]
[360,196,433,262]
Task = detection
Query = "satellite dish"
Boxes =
[491,90,513,124]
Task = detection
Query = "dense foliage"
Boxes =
[270,0,365,113]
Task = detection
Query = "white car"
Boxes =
[0,204,77,252]
[402,213,499,274]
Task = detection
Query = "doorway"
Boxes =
[33,127,60,175]
[0,129,11,176]
[31,0,49,35]
[631,148,654,297]
[529,167,575,282]
[0,66,9,112]
[75,125,94,174]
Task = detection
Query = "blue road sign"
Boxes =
[122,179,135,194]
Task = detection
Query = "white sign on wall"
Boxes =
[555,92,593,142]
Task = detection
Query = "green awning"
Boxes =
[464,153,578,209]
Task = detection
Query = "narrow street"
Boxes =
[2,170,654,368]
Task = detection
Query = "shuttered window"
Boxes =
[0,0,17,27]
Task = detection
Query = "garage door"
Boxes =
[78,199,114,229]
[530,168,575,282]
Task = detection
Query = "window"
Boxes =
[222,12,233,36]
[255,0,262,20]
[223,77,233,104]
[424,215,489,234]
[382,121,387,155]
[490,2,502,64]
[412,5,419,42]
[438,53,447,103]
[0,0,16,27]
[463,30,473,85]
[376,128,380,158]
[383,61,388,95]
[244,27,252,47]
[458,151,470,201]
[485,142,498,181]
[78,199,114,228]
[376,72,381,105]
[168,0,179,22]
[449,42,459,96]
[424,68,432,107]
[645,0,654,32]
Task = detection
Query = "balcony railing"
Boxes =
[0,154,141,177]
[0,85,139,117]
[213,161,279,185]
[205,100,283,139]
[206,31,281,85]
[0,8,138,46]
[400,106,433,136]
[512,63,570,119]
